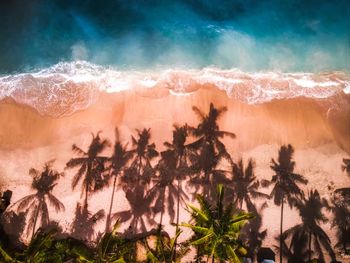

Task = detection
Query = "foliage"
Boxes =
[145,226,189,263]
[182,184,253,262]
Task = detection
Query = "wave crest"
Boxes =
[0,61,349,117]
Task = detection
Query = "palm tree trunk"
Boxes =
[308,232,312,262]
[280,198,284,263]
[32,202,41,240]
[240,199,243,210]
[105,175,117,232]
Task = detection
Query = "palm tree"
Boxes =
[262,144,308,263]
[282,190,336,262]
[342,158,350,175]
[181,184,253,263]
[15,161,64,239]
[145,226,189,263]
[189,103,235,199]
[66,132,110,209]
[105,128,133,232]
[95,220,133,263]
[228,158,269,211]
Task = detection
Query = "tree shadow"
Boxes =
[330,187,350,254]
[282,189,336,262]
[71,202,105,242]
[227,158,269,211]
[241,203,268,261]
[342,158,350,176]
[188,103,235,201]
[66,131,110,209]
[279,229,309,263]
[261,144,308,263]
[114,128,158,234]
[13,160,65,239]
[105,128,133,232]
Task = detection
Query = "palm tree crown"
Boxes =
[182,184,253,263]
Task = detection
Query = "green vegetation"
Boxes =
[0,103,349,262]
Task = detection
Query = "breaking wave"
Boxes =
[0,61,349,117]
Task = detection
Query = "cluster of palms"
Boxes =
[0,103,349,262]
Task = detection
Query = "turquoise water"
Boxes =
[0,0,349,73]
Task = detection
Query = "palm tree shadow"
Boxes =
[105,128,133,232]
[188,103,235,201]
[66,132,110,209]
[149,146,189,227]
[331,187,350,254]
[71,202,105,242]
[279,229,309,263]
[226,158,269,210]
[342,158,350,176]
[241,202,268,261]
[261,144,308,263]
[112,128,158,234]
[282,190,336,262]
[1,210,27,248]
[13,160,65,239]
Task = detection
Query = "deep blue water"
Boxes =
[0,0,349,73]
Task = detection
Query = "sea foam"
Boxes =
[0,61,349,117]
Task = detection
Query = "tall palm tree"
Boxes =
[262,144,308,263]
[105,128,133,232]
[66,132,110,208]
[282,190,336,262]
[228,158,269,211]
[117,128,158,233]
[15,161,64,239]
[182,184,253,263]
[189,103,235,199]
